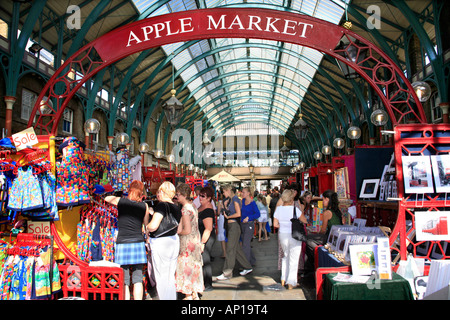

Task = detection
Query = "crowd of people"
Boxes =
[105,180,343,300]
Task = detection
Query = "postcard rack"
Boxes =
[392,123,450,262]
[315,123,450,300]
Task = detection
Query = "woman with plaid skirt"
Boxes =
[105,180,150,300]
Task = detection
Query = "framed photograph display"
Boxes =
[359,179,380,199]
[402,155,434,194]
[334,167,349,199]
[349,243,378,276]
[430,154,450,193]
[415,211,450,241]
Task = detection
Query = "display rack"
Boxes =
[2,135,125,300]
[392,124,450,261]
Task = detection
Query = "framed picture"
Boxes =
[334,167,349,199]
[349,243,378,276]
[402,155,434,194]
[430,154,450,193]
[359,179,380,199]
[415,211,450,241]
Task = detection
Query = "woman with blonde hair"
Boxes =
[146,181,182,300]
[273,189,307,289]
[105,180,150,300]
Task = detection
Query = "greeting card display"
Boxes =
[326,225,357,251]
[349,243,378,276]
[324,220,384,264]
[402,155,434,194]
[375,237,392,280]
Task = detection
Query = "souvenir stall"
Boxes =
[317,162,333,195]
[142,164,175,196]
[0,136,64,300]
[313,125,450,300]
[0,133,129,300]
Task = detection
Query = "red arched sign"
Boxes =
[29,8,426,135]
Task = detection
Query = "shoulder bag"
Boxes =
[152,202,179,238]
[291,206,307,241]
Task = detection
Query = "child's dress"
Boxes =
[7,166,44,212]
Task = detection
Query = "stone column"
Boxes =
[4,96,16,136]
[107,136,114,151]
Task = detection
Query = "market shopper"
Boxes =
[269,187,280,233]
[240,187,260,266]
[175,183,204,300]
[256,194,270,241]
[273,189,307,289]
[105,180,150,300]
[216,192,227,258]
[216,185,253,280]
[197,186,216,291]
[305,189,343,272]
[299,191,313,223]
[146,181,182,300]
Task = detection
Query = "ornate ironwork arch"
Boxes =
[29,8,426,137]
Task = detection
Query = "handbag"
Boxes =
[151,202,179,238]
[291,205,307,241]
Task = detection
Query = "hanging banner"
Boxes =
[94,8,344,63]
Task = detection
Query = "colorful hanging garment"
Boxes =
[114,147,130,192]
[76,200,118,263]
[56,137,90,206]
[7,167,44,212]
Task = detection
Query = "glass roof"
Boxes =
[132,0,350,135]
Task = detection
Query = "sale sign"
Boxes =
[27,221,51,235]
[12,127,39,151]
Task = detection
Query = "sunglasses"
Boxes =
[199,194,207,198]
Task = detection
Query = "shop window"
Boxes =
[21,88,37,121]
[430,91,442,123]
[91,132,99,144]
[62,109,73,134]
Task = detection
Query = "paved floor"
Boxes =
[200,232,316,300]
